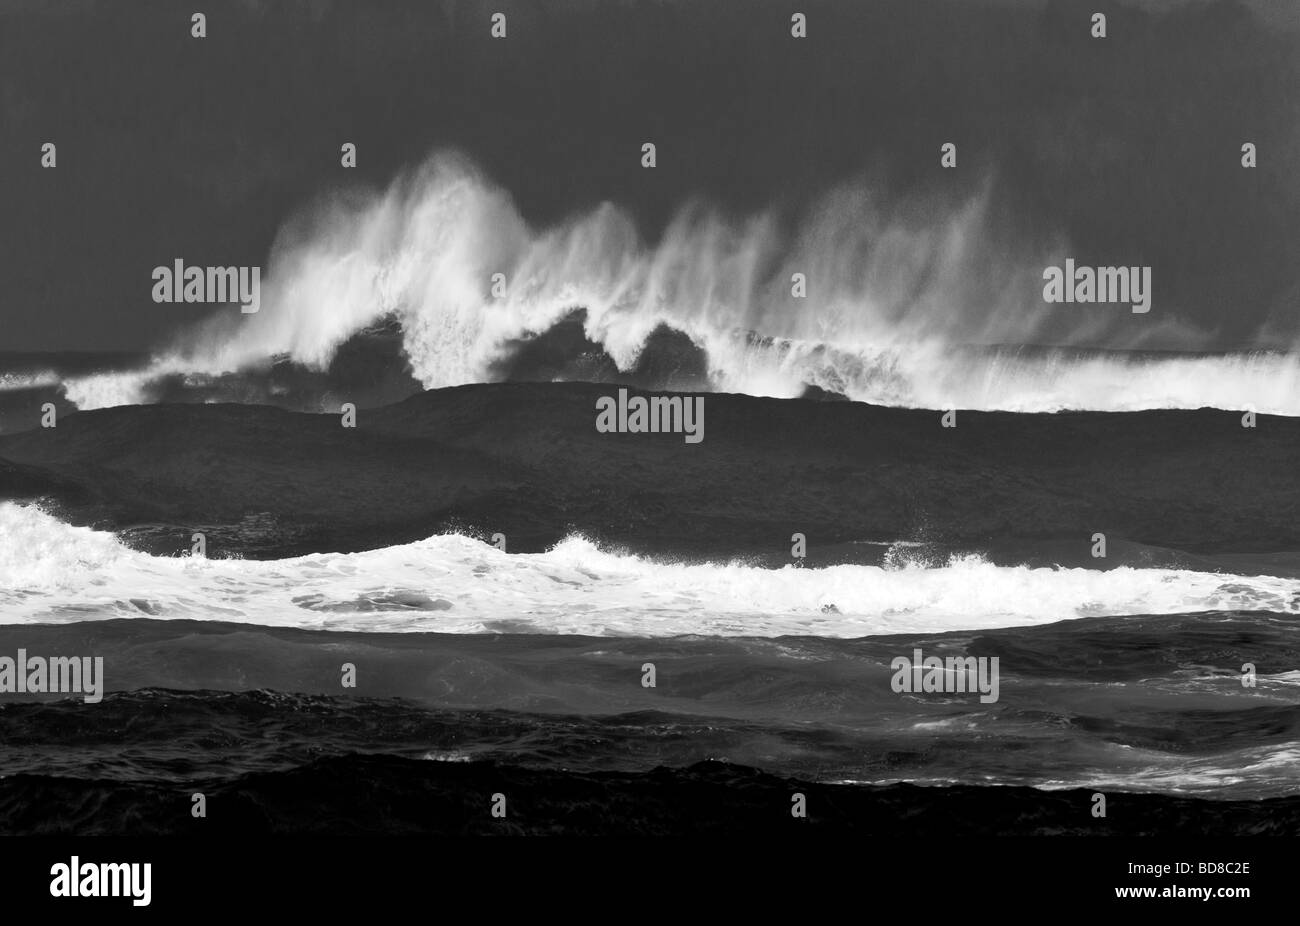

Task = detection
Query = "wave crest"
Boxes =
[3,503,1297,636]
[52,150,1300,414]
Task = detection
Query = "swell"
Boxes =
[3,382,1300,561]
[0,613,1296,801]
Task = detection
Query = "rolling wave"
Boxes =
[3,502,1298,635]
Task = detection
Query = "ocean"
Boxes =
[1,347,1297,835]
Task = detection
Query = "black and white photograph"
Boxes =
[0,0,1296,909]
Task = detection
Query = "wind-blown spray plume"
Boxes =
[61,151,1300,414]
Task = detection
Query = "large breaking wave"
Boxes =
[55,150,1300,415]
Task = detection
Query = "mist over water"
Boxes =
[47,150,1300,416]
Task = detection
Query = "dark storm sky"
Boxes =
[1,0,1297,351]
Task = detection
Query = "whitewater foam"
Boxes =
[2,503,1297,636]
